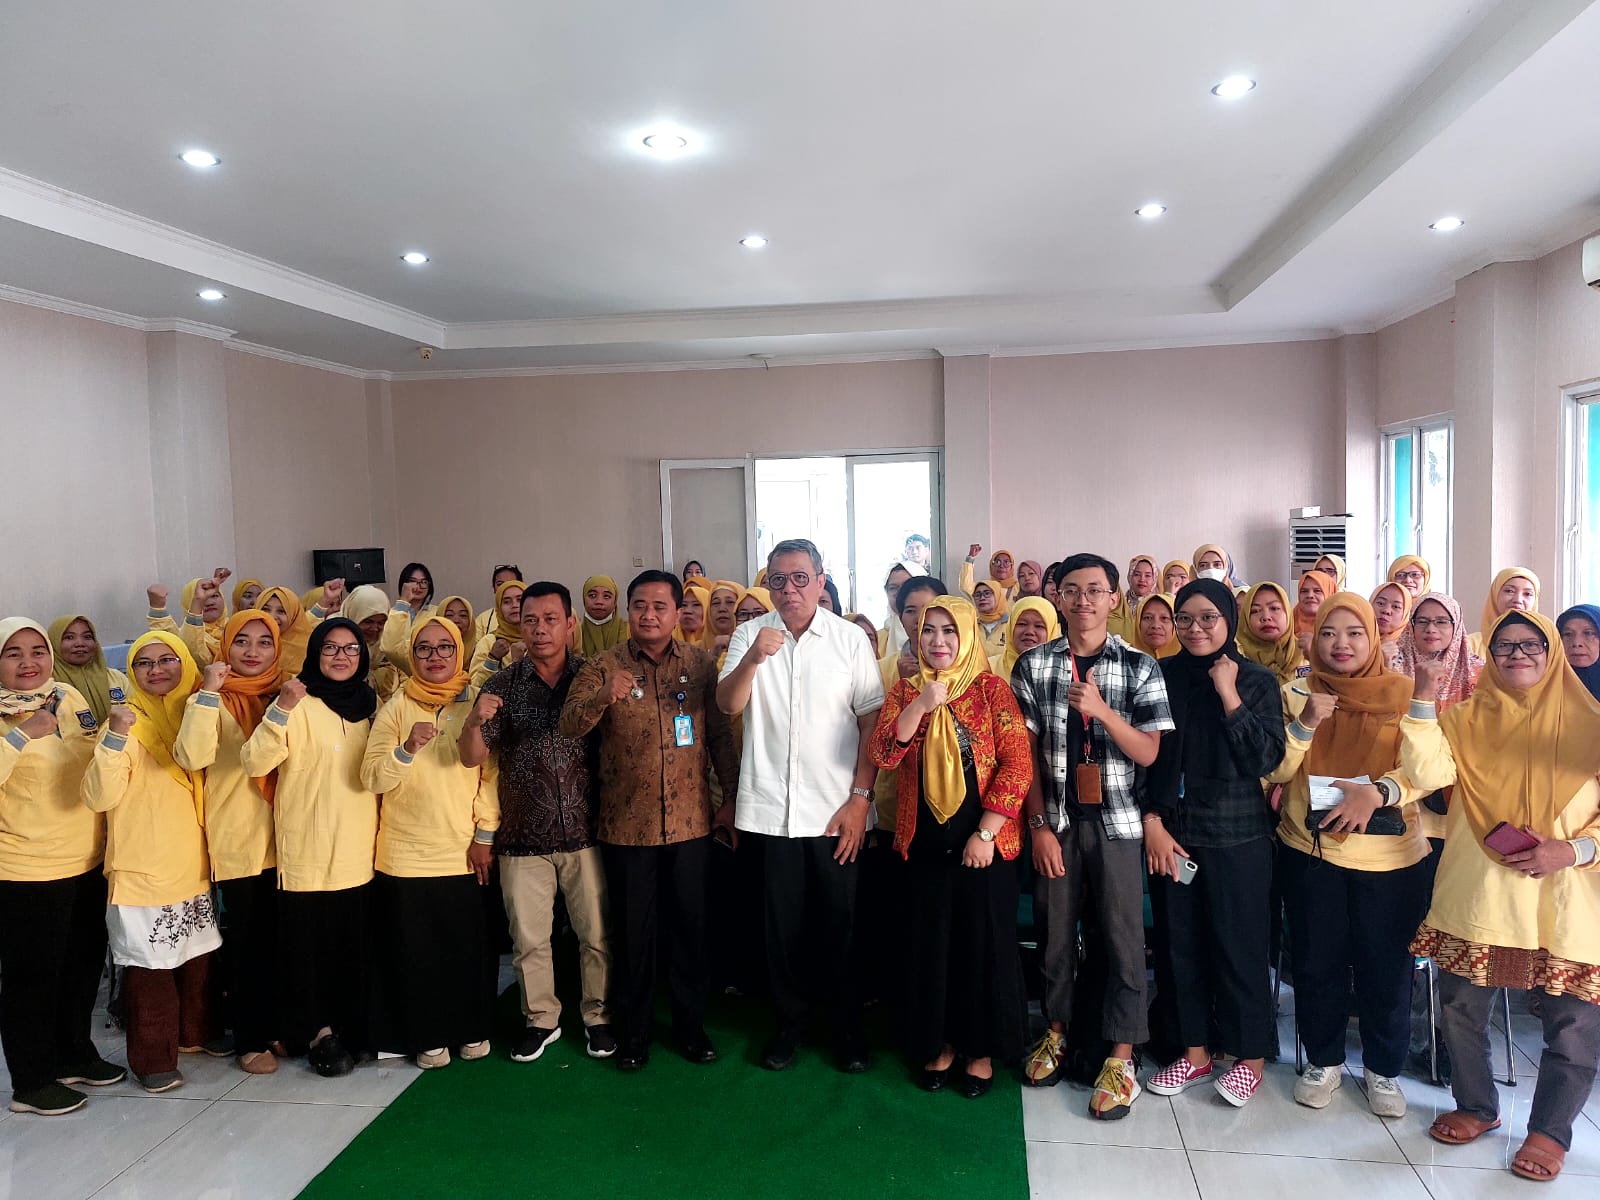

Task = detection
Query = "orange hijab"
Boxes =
[217,610,285,805]
[1479,567,1541,637]
[1305,593,1413,779]
[258,586,317,675]
[403,616,472,709]
[1294,570,1337,637]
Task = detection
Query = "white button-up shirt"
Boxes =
[721,608,886,838]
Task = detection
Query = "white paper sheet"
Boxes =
[1308,774,1372,811]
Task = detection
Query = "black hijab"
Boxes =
[1557,605,1600,701]
[298,617,378,723]
[1154,579,1259,789]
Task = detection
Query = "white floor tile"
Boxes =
[0,1095,206,1200]
[1413,1162,1598,1198]
[92,1099,383,1199]
[1171,1060,1409,1162]
[101,1045,246,1101]
[1021,1081,1183,1149]
[1026,1141,1197,1200]
[221,1057,420,1107]
[1189,1149,1431,1199]
[1387,1078,1600,1177]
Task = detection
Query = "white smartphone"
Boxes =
[1174,854,1199,886]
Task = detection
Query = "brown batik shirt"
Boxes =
[479,654,598,855]
[559,637,738,847]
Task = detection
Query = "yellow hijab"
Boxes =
[740,586,775,617]
[403,616,472,709]
[231,578,264,614]
[1443,610,1600,842]
[1480,567,1541,637]
[1315,555,1347,590]
[579,575,628,658]
[988,550,1017,586]
[1002,597,1060,677]
[124,631,205,821]
[914,596,992,824]
[1305,593,1413,780]
[1235,582,1304,684]
[489,579,526,644]
[181,578,227,660]
[1388,555,1432,594]
[708,581,743,637]
[341,585,390,629]
[47,614,119,726]
[257,586,317,676]
[1131,593,1181,660]
[1160,559,1192,593]
[973,580,1009,626]
[1191,543,1234,585]
[675,584,713,647]
[433,595,477,648]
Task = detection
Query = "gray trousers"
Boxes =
[1438,971,1600,1151]
[1034,818,1148,1045]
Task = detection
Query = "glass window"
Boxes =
[1383,421,1452,594]
[1562,395,1600,609]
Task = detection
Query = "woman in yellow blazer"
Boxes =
[82,631,221,1095]
[0,618,117,1116]
[240,617,378,1078]
[468,579,527,687]
[48,613,129,728]
[174,610,285,1075]
[1466,567,1540,661]
[257,584,338,676]
[340,585,402,703]
[363,616,500,1068]
[1402,610,1600,1182]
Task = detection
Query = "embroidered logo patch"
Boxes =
[109,687,126,702]
[76,710,97,731]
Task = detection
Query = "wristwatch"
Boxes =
[849,787,872,800]
[976,827,997,843]
[1375,777,1398,807]
[1026,813,1047,830]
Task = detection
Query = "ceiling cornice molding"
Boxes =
[0,281,149,331]
[143,317,237,341]
[385,348,940,381]
[0,165,446,345]
[223,337,390,381]
[968,328,1342,358]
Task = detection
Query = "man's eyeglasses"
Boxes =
[131,655,182,672]
[319,643,363,659]
[1173,613,1223,630]
[413,644,458,661]
[1490,639,1547,660]
[766,572,811,592]
[1059,586,1113,602]
[1412,616,1454,632]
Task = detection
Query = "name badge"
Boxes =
[673,714,695,748]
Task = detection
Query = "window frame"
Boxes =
[1559,381,1600,611]
[1380,416,1454,595]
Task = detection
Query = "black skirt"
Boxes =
[277,883,371,1050]
[370,872,493,1054]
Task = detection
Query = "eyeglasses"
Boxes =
[1490,639,1547,660]
[1059,586,1113,601]
[413,644,458,661]
[319,643,363,659]
[1173,613,1223,630]
[131,655,182,672]
[1393,571,1424,584]
[765,572,811,592]
[1412,616,1454,632]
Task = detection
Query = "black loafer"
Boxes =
[837,1035,871,1075]
[760,1033,799,1072]
[681,1031,718,1065]
[617,1042,651,1071]
[918,1067,950,1093]
[960,1072,993,1099]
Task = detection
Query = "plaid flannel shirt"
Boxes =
[1009,634,1173,840]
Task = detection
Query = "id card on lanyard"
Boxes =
[1069,653,1102,806]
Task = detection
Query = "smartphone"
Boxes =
[1174,854,1199,886]
[712,824,736,850]
[1484,821,1540,858]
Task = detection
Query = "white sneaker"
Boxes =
[1363,1069,1407,1118]
[1293,1064,1343,1109]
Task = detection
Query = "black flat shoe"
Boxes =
[960,1072,993,1099]
[837,1035,871,1075]
[617,1042,650,1071]
[761,1033,799,1072]
[681,1032,718,1065]
[918,1067,950,1092]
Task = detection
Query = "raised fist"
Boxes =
[277,678,308,710]
[1301,691,1337,729]
[467,692,502,728]
[749,626,785,664]
[147,584,170,610]
[404,721,438,754]
[201,662,230,692]
[108,705,136,736]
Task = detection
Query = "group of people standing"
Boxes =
[2,540,1597,1184]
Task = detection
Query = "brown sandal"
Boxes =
[1427,1110,1502,1145]
[1510,1133,1565,1182]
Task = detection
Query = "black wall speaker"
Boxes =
[312,548,386,585]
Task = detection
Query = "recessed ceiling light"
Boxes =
[400,251,430,265]
[1211,75,1257,99]
[180,149,220,168]
[1135,203,1168,219]
[739,234,769,249]
[635,125,698,157]
[197,288,225,301]
[1429,216,1465,232]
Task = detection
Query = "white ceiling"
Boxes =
[2,0,1598,375]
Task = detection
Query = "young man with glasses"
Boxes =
[1010,553,1173,1118]
[719,538,886,1073]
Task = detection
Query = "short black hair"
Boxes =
[628,570,684,607]
[904,534,930,549]
[682,560,705,579]
[821,577,842,612]
[492,563,523,583]
[521,581,571,617]
[1059,553,1119,592]
[397,561,435,607]
[895,574,948,614]
[1044,561,1064,588]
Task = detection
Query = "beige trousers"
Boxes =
[499,849,611,1029]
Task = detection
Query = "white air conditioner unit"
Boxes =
[1290,511,1352,581]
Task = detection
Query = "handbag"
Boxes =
[1305,802,1406,838]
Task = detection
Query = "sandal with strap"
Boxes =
[1510,1132,1565,1182]
[1427,1110,1501,1145]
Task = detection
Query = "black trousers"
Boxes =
[853,833,909,1014]
[0,868,108,1095]
[371,872,493,1054]
[602,838,711,1046]
[758,833,860,1039]
[217,869,278,1054]
[277,884,371,1051]
[1151,836,1275,1060]
[1280,846,1430,1077]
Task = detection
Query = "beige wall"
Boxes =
[0,300,158,636]
[386,359,943,603]
[986,340,1346,589]
[1376,299,1455,428]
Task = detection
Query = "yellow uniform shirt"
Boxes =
[81,731,210,907]
[362,689,500,878]
[1269,682,1428,872]
[468,633,514,690]
[147,611,222,667]
[174,691,275,882]
[240,696,376,892]
[0,686,104,881]
[1401,711,1600,966]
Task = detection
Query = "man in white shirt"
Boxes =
[718,538,885,1074]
